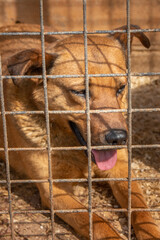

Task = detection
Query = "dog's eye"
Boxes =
[116,85,126,97]
[70,89,86,98]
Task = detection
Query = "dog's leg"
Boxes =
[104,152,160,240]
[38,182,124,239]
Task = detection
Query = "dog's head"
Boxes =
[7,25,150,171]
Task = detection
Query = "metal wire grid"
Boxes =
[0,0,159,239]
[126,1,132,236]
[39,0,55,237]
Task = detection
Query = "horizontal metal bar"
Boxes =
[13,210,50,214]
[0,177,159,185]
[4,110,45,115]
[14,220,50,225]
[1,108,160,116]
[132,108,160,113]
[92,177,160,182]
[44,28,160,35]
[0,32,42,36]
[131,144,160,149]
[2,109,128,115]
[2,71,160,80]
[91,145,160,150]
[1,73,127,79]
[0,144,160,152]
[12,209,88,214]
[52,209,126,214]
[0,146,87,151]
[0,179,49,184]
[0,147,47,151]
[0,208,159,217]
[0,28,160,37]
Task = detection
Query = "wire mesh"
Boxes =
[39,0,55,239]
[0,0,160,239]
[83,0,93,239]
[0,27,160,37]
[126,1,132,238]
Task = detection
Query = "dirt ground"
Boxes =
[0,75,160,240]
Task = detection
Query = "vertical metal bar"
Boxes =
[39,0,55,239]
[0,56,15,239]
[83,1,93,240]
[126,0,132,239]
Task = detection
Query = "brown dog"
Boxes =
[0,24,160,240]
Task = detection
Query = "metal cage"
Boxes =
[0,0,160,239]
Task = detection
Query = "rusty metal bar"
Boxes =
[127,1,132,239]
[1,144,160,153]
[2,71,160,79]
[83,1,93,239]
[0,27,160,36]
[0,56,15,239]
[0,207,160,217]
[19,208,160,213]
[0,177,159,185]
[1,107,160,115]
[39,0,55,239]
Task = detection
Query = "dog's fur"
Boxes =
[0,24,160,239]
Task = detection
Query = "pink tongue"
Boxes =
[92,149,117,171]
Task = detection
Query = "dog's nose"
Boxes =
[105,129,127,145]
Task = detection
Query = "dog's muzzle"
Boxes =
[69,121,127,171]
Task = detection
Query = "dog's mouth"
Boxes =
[69,121,117,171]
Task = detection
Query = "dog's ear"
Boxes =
[111,25,150,51]
[7,49,58,87]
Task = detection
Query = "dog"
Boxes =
[0,24,160,240]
